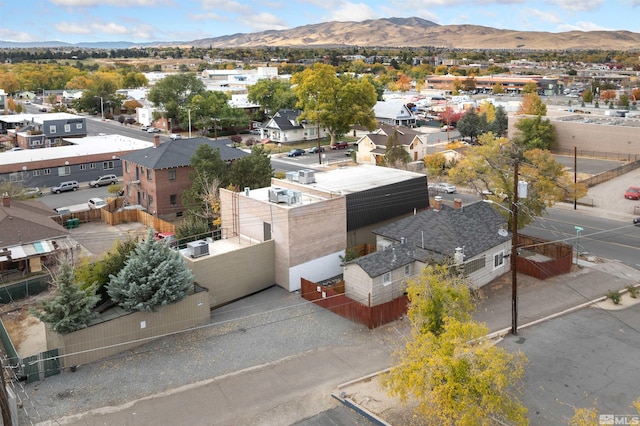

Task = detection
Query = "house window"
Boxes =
[33,170,40,177]
[80,164,86,171]
[170,194,177,206]
[146,168,152,181]
[90,163,96,169]
[404,264,411,276]
[464,256,486,275]
[58,166,71,176]
[383,272,391,286]
[125,161,129,173]
[493,251,505,269]
[168,169,176,181]
[103,161,114,170]
[64,124,71,132]
[49,125,56,134]
[43,168,51,175]
[76,123,82,130]
[148,195,153,206]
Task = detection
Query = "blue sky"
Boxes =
[2,0,639,44]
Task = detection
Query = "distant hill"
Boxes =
[2,17,640,51]
[186,17,640,50]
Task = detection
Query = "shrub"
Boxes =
[606,290,621,305]
[626,285,639,299]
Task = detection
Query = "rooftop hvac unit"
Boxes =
[298,169,316,184]
[187,240,209,258]
[268,188,301,205]
[285,171,299,182]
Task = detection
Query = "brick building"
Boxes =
[119,136,249,219]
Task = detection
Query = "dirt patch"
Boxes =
[1,294,50,357]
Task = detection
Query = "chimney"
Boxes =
[433,196,442,211]
[153,134,160,148]
[2,192,9,207]
[453,198,462,209]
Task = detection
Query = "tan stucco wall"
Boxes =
[509,115,640,157]
[220,188,347,291]
[46,291,210,369]
[185,240,275,308]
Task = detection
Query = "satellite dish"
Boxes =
[498,229,509,237]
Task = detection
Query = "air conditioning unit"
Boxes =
[298,169,316,184]
[187,240,209,258]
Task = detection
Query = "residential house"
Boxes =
[261,109,328,144]
[356,124,428,164]
[0,194,71,279]
[373,101,416,127]
[344,199,511,306]
[119,137,249,219]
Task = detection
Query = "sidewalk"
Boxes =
[34,258,640,426]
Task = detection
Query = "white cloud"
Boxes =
[187,12,226,21]
[239,12,290,32]
[526,8,563,24]
[328,2,378,22]
[200,0,251,13]
[557,21,616,31]
[50,0,163,5]
[545,0,604,12]
[0,29,37,42]
[55,22,92,35]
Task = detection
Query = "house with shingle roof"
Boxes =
[0,194,70,278]
[373,100,416,128]
[355,123,427,165]
[261,109,328,144]
[344,199,511,306]
[119,136,249,219]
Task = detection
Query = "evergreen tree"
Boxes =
[383,130,411,167]
[107,229,194,312]
[229,144,273,190]
[31,257,100,334]
[489,105,509,137]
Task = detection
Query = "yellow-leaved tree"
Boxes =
[383,265,528,426]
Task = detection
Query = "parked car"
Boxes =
[155,231,177,247]
[345,148,355,156]
[625,186,640,200]
[330,141,349,150]
[307,146,325,154]
[39,107,47,112]
[89,174,118,187]
[170,133,182,140]
[22,187,42,197]
[147,127,161,133]
[634,217,640,226]
[287,148,305,157]
[51,181,79,194]
[441,125,455,131]
[140,125,149,131]
[428,182,457,193]
[88,197,107,209]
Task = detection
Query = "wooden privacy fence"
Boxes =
[51,198,174,234]
[301,278,408,329]
[517,234,573,280]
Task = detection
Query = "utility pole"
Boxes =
[511,158,519,335]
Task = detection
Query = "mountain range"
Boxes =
[3,17,640,50]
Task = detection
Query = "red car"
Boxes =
[625,187,640,200]
[330,141,349,150]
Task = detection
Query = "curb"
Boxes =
[334,282,640,423]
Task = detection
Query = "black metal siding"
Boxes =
[345,176,429,231]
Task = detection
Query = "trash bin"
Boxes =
[66,219,74,229]
[72,218,79,228]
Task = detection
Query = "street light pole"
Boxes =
[188,109,191,139]
[95,96,104,120]
[574,226,583,265]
